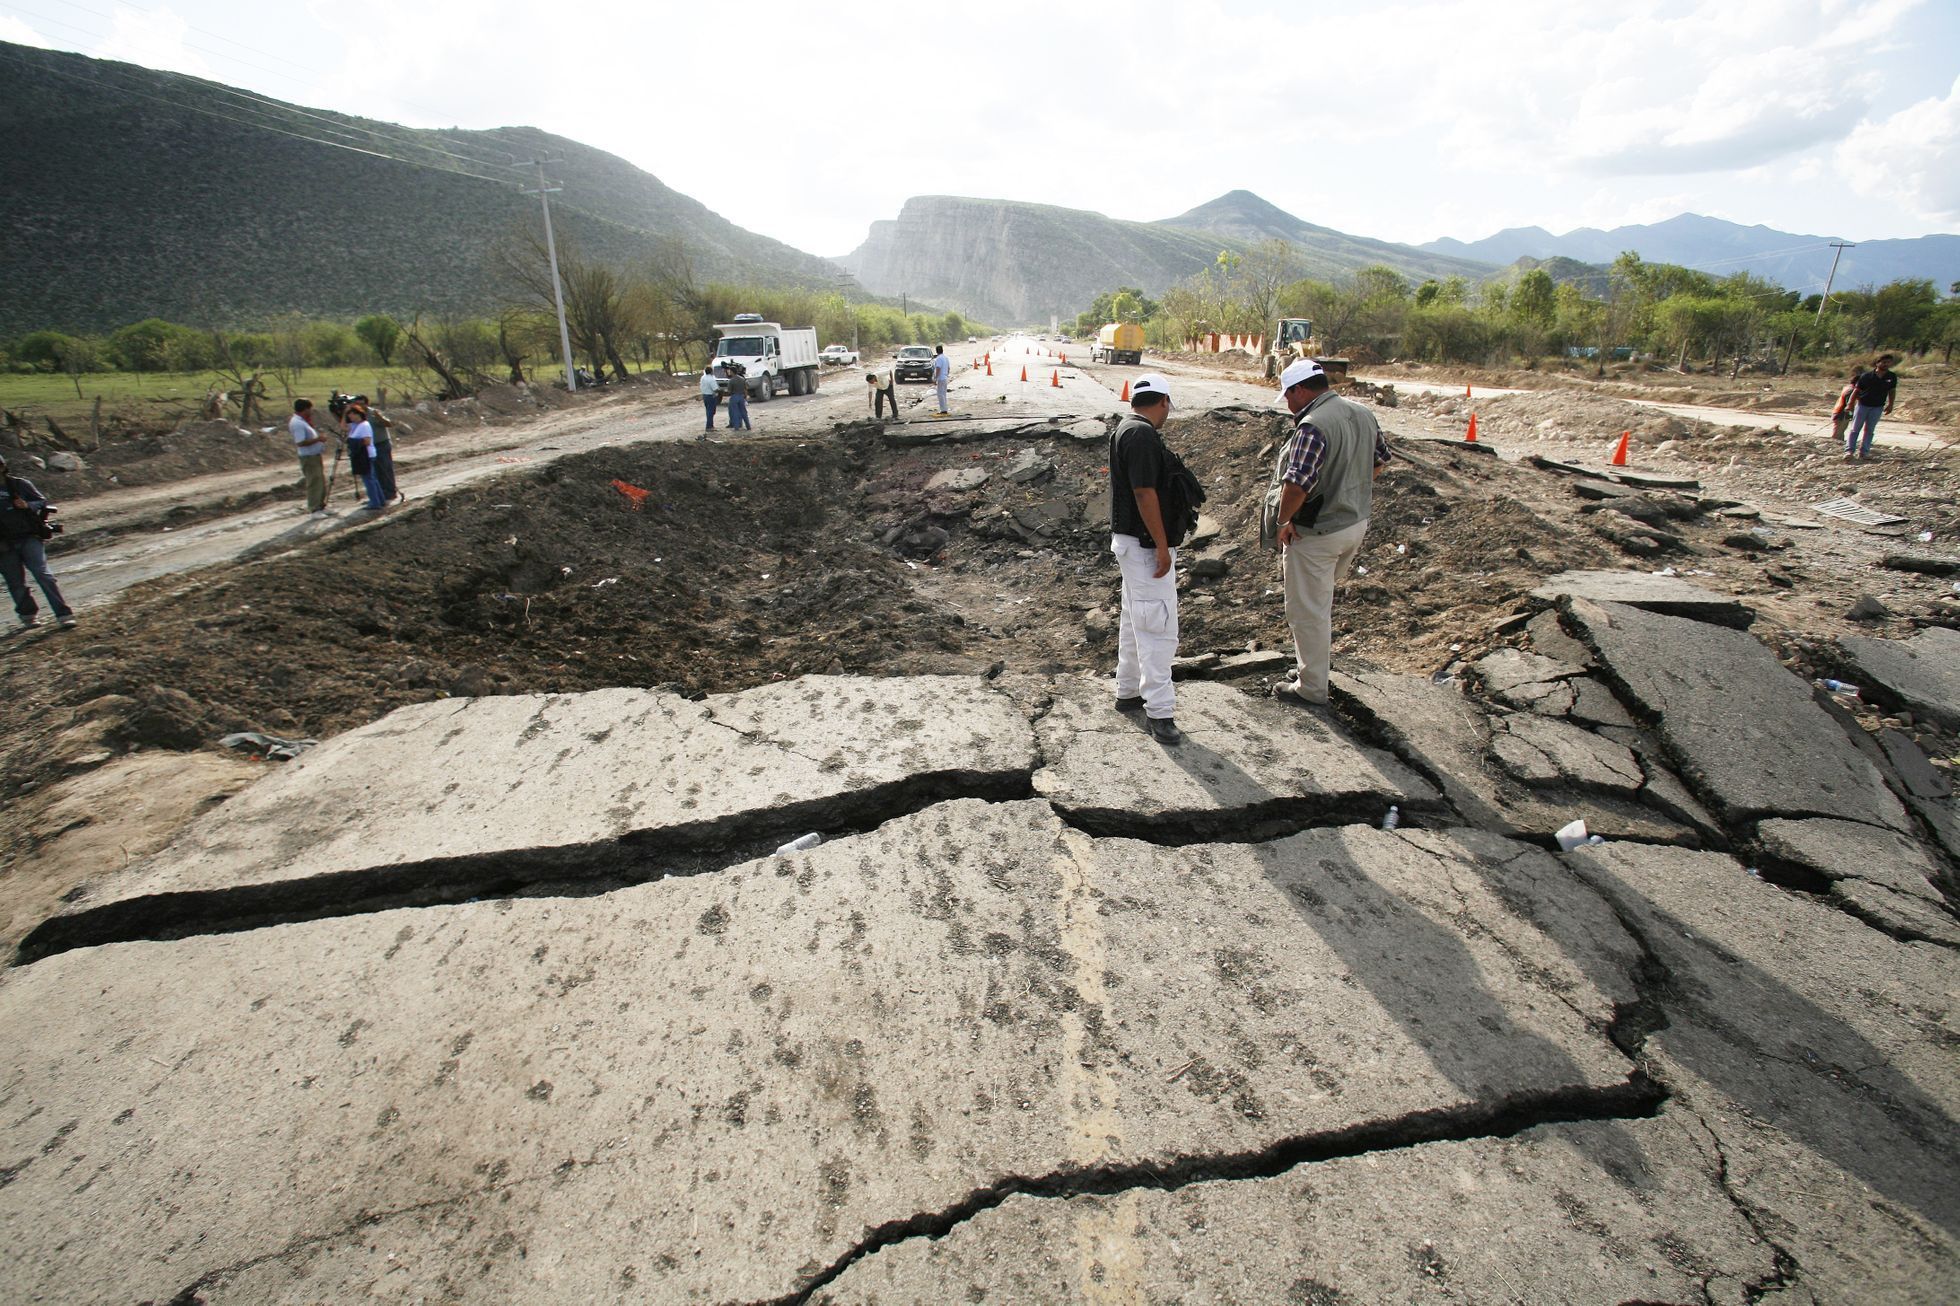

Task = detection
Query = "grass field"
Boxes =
[0,367,439,431]
[0,357,687,432]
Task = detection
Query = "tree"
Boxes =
[51,335,100,399]
[1511,268,1556,329]
[354,314,402,366]
[1239,239,1302,332]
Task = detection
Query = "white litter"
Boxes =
[775,833,822,855]
[1555,819,1590,852]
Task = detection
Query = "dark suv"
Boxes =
[894,345,935,383]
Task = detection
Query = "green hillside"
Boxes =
[0,42,839,335]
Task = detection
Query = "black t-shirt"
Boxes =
[1852,369,1896,408]
[1109,417,1167,542]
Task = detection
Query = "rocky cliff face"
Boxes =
[839,196,1227,327]
[841,192,1499,327]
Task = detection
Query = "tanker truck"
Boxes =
[1090,322,1145,366]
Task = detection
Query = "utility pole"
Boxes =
[1816,241,1855,321]
[835,272,858,351]
[519,158,579,391]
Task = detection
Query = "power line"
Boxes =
[2,0,527,175]
[0,44,523,188]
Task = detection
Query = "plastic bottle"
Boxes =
[775,832,822,855]
[1381,806,1400,831]
[1817,679,1861,698]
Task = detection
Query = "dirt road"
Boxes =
[48,373,858,609]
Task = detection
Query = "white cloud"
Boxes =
[1834,73,1960,222]
[91,7,214,79]
[0,16,55,48]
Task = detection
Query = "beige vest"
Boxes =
[1293,391,1380,535]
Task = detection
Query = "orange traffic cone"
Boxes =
[1061,353,1067,364]
[1120,380,1130,401]
[1609,431,1631,467]
[985,359,993,376]
[1051,369,1061,388]
[1464,384,1472,397]
[1019,366,1028,382]
[1465,413,1478,443]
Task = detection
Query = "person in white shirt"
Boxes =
[699,367,720,436]
[344,404,384,510]
[289,399,330,515]
[930,345,951,414]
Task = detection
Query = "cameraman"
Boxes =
[0,454,76,630]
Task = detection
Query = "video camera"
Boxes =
[36,504,61,540]
[327,391,356,421]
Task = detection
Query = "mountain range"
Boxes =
[1423,214,1960,295]
[837,191,1493,327]
[3,40,1954,340]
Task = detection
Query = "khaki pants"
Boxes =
[299,452,327,512]
[1281,518,1369,702]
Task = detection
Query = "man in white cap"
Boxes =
[1268,358,1391,705]
[1108,372,1184,745]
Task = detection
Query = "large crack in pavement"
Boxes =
[764,1075,1667,1306]
[13,764,1038,964]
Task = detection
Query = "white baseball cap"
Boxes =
[1129,373,1172,405]
[1278,358,1326,394]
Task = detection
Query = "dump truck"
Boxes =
[712,314,821,400]
[1263,317,1349,386]
[1090,322,1145,366]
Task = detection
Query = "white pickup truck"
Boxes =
[712,315,821,400]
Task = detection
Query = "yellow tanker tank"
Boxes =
[1092,322,1145,366]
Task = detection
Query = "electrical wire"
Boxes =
[0,43,524,188]
[2,0,531,177]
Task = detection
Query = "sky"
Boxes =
[3,0,1957,259]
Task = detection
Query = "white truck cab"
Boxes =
[713,315,821,400]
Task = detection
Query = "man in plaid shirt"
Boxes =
[1270,359,1391,706]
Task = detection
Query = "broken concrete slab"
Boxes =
[1755,817,1948,904]
[1330,666,1697,846]
[1532,569,1754,628]
[923,466,990,494]
[1829,877,1960,948]
[1473,647,1585,696]
[1837,626,1960,732]
[0,804,1646,1303]
[1490,713,1645,794]
[1525,608,1595,667]
[21,675,1036,961]
[1566,599,1911,834]
[1566,843,1960,1298]
[1569,676,1637,728]
[1754,816,1960,947]
[1031,676,1439,840]
[817,1112,1779,1304]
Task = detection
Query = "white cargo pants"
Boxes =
[1113,533,1178,719]
[1282,518,1369,703]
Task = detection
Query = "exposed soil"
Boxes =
[4,398,1956,808]
[2,374,680,508]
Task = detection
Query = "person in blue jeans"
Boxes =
[344,404,385,510]
[0,455,76,630]
[698,367,719,436]
[1844,355,1898,460]
[726,364,752,431]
